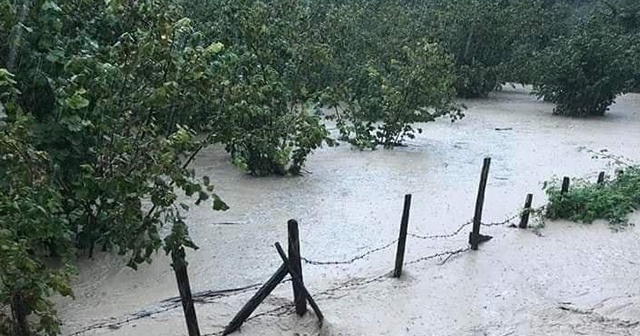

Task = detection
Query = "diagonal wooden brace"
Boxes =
[223,264,288,335]
[274,242,324,324]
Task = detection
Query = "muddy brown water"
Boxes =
[58,86,640,336]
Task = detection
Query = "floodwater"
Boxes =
[58,86,640,336]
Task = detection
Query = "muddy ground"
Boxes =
[58,86,640,336]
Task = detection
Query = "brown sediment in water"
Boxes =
[58,86,640,336]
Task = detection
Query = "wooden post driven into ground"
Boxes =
[470,158,491,250]
[561,177,570,194]
[519,193,534,229]
[172,247,201,336]
[288,219,307,316]
[393,194,412,278]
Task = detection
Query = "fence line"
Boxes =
[408,220,473,240]
[65,213,507,336]
[202,245,476,336]
[64,211,523,336]
[181,163,630,336]
[65,281,290,336]
[300,212,522,267]
[71,155,613,336]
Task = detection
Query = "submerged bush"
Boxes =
[533,8,640,116]
[545,167,640,226]
[325,42,463,149]
[201,0,333,175]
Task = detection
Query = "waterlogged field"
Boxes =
[59,87,640,336]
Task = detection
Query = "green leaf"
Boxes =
[61,115,85,132]
[212,195,229,211]
[205,42,225,55]
[65,90,90,110]
[42,1,63,12]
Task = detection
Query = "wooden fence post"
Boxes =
[393,194,412,278]
[172,248,201,336]
[287,219,306,316]
[561,177,570,194]
[519,194,533,229]
[11,293,29,336]
[470,157,491,250]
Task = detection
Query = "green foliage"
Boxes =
[191,0,333,176]
[532,5,640,116]
[0,74,74,335]
[427,0,514,97]
[1,0,229,331]
[502,1,572,85]
[4,0,228,262]
[313,1,463,149]
[330,43,463,149]
[4,0,640,333]
[545,168,640,226]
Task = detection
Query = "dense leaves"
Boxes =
[532,7,640,116]
[3,0,640,333]
[2,0,229,332]
[545,168,640,226]
[190,0,334,175]
[6,0,229,262]
[1,71,73,335]
[310,1,464,149]
[326,42,463,149]
[427,0,513,98]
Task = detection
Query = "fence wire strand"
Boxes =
[481,212,522,227]
[300,212,521,266]
[408,220,473,240]
[300,239,398,265]
[407,247,471,266]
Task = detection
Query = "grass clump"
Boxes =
[545,167,640,226]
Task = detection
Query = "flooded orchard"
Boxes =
[58,86,640,336]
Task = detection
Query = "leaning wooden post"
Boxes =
[172,247,201,336]
[561,177,570,194]
[597,172,605,185]
[287,219,307,316]
[470,157,491,250]
[519,194,534,229]
[393,194,412,278]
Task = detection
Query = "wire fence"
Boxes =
[67,154,614,336]
[66,209,528,336]
[196,213,518,336]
